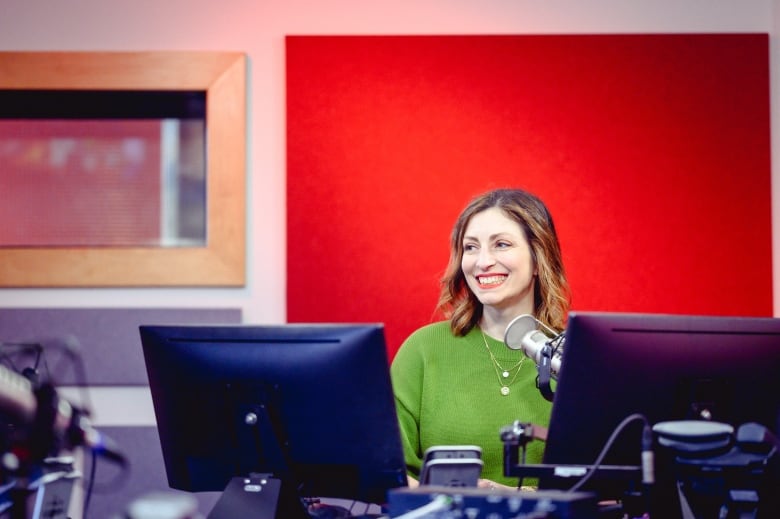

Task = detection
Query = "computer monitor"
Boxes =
[139,323,407,518]
[538,312,780,517]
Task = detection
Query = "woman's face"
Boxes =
[461,206,536,314]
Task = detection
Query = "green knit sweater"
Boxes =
[390,321,552,486]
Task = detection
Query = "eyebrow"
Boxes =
[462,232,516,242]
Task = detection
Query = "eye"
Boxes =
[495,240,512,249]
[463,242,478,253]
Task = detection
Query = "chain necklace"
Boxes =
[480,328,525,396]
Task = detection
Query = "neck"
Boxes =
[480,305,533,340]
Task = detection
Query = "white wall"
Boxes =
[0,0,777,323]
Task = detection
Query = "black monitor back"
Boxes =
[140,323,407,506]
[541,312,780,514]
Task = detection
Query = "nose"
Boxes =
[476,248,496,269]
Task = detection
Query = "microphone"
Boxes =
[504,314,564,402]
[0,362,127,466]
[503,314,563,376]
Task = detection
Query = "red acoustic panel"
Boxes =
[286,35,771,357]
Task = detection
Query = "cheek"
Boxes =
[518,248,535,271]
[510,255,535,279]
[461,256,472,273]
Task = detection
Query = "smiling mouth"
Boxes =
[477,274,507,288]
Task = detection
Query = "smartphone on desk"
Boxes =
[420,445,483,487]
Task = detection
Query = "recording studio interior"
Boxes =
[1,1,779,518]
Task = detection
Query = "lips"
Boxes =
[476,274,507,288]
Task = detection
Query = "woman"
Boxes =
[390,188,570,490]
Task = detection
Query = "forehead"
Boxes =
[463,207,523,237]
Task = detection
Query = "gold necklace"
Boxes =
[480,328,525,396]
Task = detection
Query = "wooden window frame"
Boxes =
[0,51,246,286]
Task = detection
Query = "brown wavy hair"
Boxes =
[437,188,570,335]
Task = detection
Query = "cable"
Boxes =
[0,337,94,414]
[549,332,565,358]
[568,413,649,493]
[82,449,97,518]
[0,342,43,383]
[391,494,452,519]
[39,336,95,416]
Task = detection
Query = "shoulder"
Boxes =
[392,321,458,374]
[394,321,478,361]
[400,321,455,348]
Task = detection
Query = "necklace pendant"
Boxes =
[502,371,509,378]
[500,386,510,396]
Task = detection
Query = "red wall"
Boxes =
[286,35,772,357]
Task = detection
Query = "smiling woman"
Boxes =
[0,51,246,287]
[390,188,570,489]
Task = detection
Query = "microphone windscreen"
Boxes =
[503,314,538,350]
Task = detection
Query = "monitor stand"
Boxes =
[207,473,309,519]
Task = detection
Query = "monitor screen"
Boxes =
[539,312,780,516]
[139,323,407,516]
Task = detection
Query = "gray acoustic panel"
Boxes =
[86,426,221,519]
[0,308,242,386]
[88,428,383,519]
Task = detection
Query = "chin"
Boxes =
[476,294,507,307]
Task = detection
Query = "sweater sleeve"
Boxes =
[390,330,427,477]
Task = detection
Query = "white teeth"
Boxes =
[478,275,506,285]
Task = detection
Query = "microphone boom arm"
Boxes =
[535,342,555,402]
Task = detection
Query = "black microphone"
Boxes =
[0,362,127,466]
